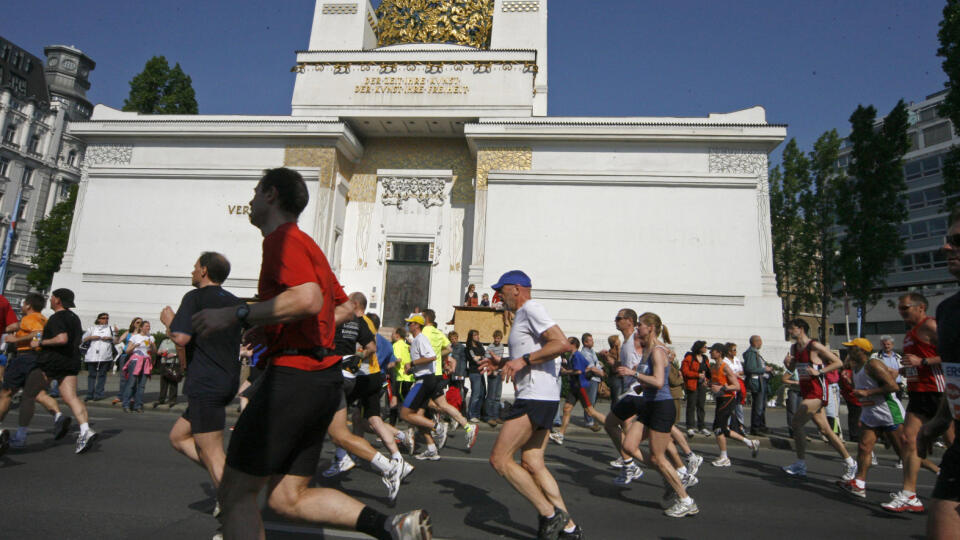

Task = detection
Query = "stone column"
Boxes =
[0,91,10,147]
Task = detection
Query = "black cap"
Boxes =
[52,288,76,309]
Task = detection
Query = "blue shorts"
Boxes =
[402,375,445,411]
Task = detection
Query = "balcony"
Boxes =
[1,140,20,151]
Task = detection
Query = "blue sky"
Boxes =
[3,0,948,161]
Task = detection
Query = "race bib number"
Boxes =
[944,363,960,420]
[903,367,919,382]
[797,363,811,381]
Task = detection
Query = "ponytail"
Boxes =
[638,312,670,343]
[661,324,672,344]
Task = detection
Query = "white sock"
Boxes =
[681,496,694,505]
[54,412,63,423]
[720,451,728,460]
[854,478,865,488]
[677,466,688,476]
[903,489,916,498]
[845,457,856,466]
[335,447,348,461]
[563,524,576,533]
[391,452,402,461]
[372,453,392,473]
[427,443,437,453]
[80,423,89,435]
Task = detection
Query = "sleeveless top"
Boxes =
[793,340,827,402]
[903,316,945,393]
[711,360,735,398]
[618,330,643,397]
[854,361,905,428]
[640,344,673,402]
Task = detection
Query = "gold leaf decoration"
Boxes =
[476,147,532,190]
[284,145,336,188]
[376,0,495,49]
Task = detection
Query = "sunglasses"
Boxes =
[946,234,960,248]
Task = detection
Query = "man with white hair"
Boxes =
[874,335,904,393]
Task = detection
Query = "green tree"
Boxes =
[770,139,811,325]
[836,101,911,335]
[800,130,845,342]
[27,184,78,291]
[938,0,960,212]
[122,56,198,114]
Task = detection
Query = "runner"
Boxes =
[602,308,647,483]
[420,309,476,449]
[480,270,582,539]
[884,292,948,513]
[18,289,96,453]
[550,337,606,445]
[392,327,414,430]
[191,167,430,540]
[160,251,243,508]
[781,318,857,480]
[836,338,906,499]
[707,343,760,467]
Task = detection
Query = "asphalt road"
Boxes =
[0,402,938,540]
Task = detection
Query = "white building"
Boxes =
[53,0,788,357]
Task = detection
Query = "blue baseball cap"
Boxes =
[491,270,532,291]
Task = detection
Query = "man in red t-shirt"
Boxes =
[192,168,431,540]
[0,294,20,382]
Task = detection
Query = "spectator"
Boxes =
[153,336,182,408]
[667,347,685,428]
[463,284,478,307]
[742,335,772,434]
[601,334,622,401]
[483,329,505,427]
[580,333,604,428]
[480,293,490,307]
[121,321,155,413]
[782,361,801,437]
[448,331,468,415]
[82,313,116,401]
[874,335,904,396]
[112,317,142,406]
[390,327,413,425]
[724,342,746,432]
[465,329,486,422]
[838,357,862,442]
[681,340,710,436]
[490,290,504,309]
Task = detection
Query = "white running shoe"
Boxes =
[548,432,564,445]
[711,456,732,468]
[699,429,712,437]
[432,421,448,449]
[322,454,356,478]
[841,460,858,481]
[685,453,703,476]
[464,423,478,450]
[782,461,807,477]
[681,472,699,488]
[383,460,403,502]
[212,501,221,518]
[686,428,696,437]
[614,463,643,485]
[609,456,625,469]
[749,439,760,458]
[414,449,440,461]
[75,430,96,454]
[401,427,415,455]
[871,452,878,466]
[388,509,432,540]
[398,459,415,482]
[895,459,903,469]
[881,491,924,513]
[664,498,699,518]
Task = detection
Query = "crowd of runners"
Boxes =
[0,166,957,540]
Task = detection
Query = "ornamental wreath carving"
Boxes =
[380,176,447,209]
[83,144,133,166]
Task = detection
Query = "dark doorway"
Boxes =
[382,242,431,328]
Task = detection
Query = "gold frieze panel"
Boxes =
[476,147,532,190]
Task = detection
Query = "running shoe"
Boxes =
[711,456,731,467]
[558,525,584,539]
[397,459,415,482]
[414,449,440,461]
[881,491,925,513]
[213,501,221,518]
[0,429,9,457]
[469,417,481,423]
[399,427,415,455]
[871,452,878,466]
[75,430,97,454]
[383,461,403,502]
[388,509,432,540]
[685,453,703,477]
[464,423,478,450]
[609,456,625,469]
[614,463,643,485]
[664,498,699,518]
[11,430,27,449]
[748,439,760,458]
[681,472,699,488]
[548,432,564,445]
[686,428,696,437]
[837,479,865,498]
[432,421,448,450]
[589,424,602,432]
[53,415,72,440]
[895,459,903,469]
[841,460,858,481]
[322,454,356,478]
[699,429,712,437]
[537,507,569,540]
[782,461,807,477]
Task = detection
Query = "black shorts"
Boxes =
[38,359,80,380]
[226,366,342,477]
[183,392,234,434]
[564,384,593,408]
[611,394,645,421]
[2,352,37,390]
[932,428,960,502]
[503,399,559,431]
[247,365,263,385]
[906,391,943,419]
[240,372,264,399]
[348,372,386,419]
[339,377,357,410]
[636,399,676,433]
[402,375,445,411]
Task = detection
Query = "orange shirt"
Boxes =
[711,361,734,397]
[16,312,46,352]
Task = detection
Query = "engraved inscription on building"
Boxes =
[355,77,470,95]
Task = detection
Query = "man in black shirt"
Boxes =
[160,252,242,500]
[925,208,960,539]
[21,288,96,453]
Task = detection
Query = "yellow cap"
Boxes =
[841,337,873,353]
[404,314,426,326]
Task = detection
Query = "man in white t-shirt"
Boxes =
[82,313,117,401]
[602,308,648,484]
[480,270,582,540]
[724,342,746,432]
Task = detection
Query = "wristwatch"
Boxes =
[236,304,251,327]
[921,357,929,367]
[522,353,531,366]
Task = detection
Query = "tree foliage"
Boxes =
[836,101,910,333]
[770,140,811,323]
[938,0,960,212]
[27,184,78,291]
[122,56,198,114]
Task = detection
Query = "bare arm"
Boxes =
[811,341,842,375]
[634,348,666,389]
[499,325,574,384]
[40,332,69,347]
[860,359,899,396]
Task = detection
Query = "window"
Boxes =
[67,150,77,166]
[909,131,920,152]
[3,124,16,144]
[27,135,39,154]
[922,155,942,176]
[0,43,9,61]
[9,74,26,96]
[22,167,33,186]
[17,199,28,221]
[905,160,922,180]
[923,123,952,147]
[11,51,23,70]
[910,220,929,240]
[924,186,944,207]
[919,106,938,122]
[0,157,8,177]
[930,217,948,237]
[22,58,31,73]
[8,100,20,111]
[908,190,926,210]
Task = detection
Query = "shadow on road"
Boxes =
[435,478,536,539]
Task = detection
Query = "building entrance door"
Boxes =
[383,242,431,329]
